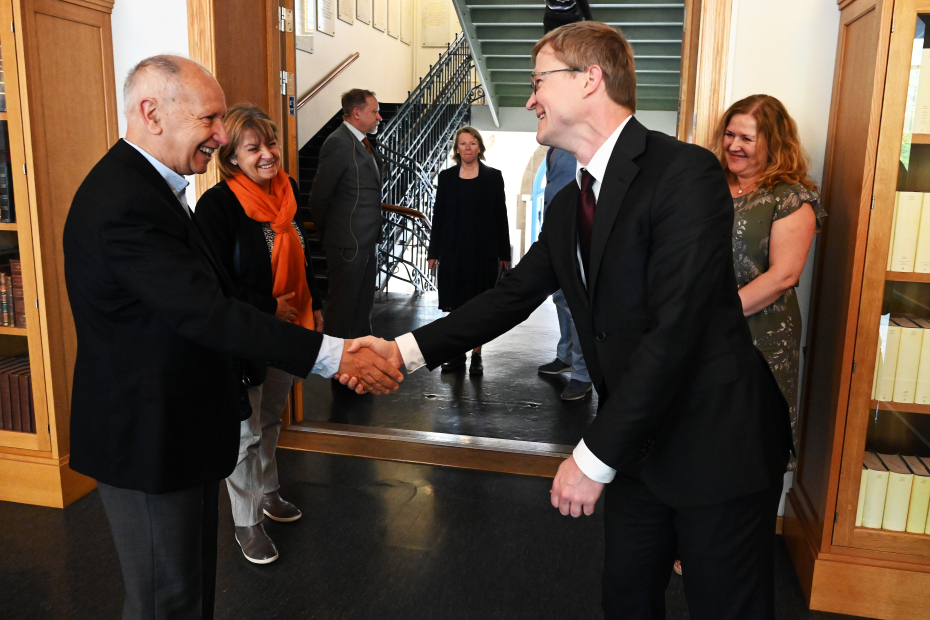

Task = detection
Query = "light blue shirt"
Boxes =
[123,139,344,377]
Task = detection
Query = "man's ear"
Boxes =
[581,65,604,99]
[138,98,164,136]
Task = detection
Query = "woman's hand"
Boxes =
[428,259,438,270]
[313,310,324,332]
[500,261,510,270]
[275,292,298,322]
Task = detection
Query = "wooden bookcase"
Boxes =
[0,0,117,507]
[785,1,930,618]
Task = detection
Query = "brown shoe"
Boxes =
[262,491,302,522]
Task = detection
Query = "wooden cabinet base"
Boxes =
[0,454,96,508]
[785,493,930,620]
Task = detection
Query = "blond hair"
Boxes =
[532,21,636,111]
[451,126,487,165]
[216,103,278,181]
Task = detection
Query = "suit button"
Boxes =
[596,332,607,342]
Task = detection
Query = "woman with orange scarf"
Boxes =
[196,104,323,565]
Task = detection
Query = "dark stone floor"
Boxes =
[301,292,598,446]
[1,450,864,620]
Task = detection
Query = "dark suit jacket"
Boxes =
[412,118,792,507]
[194,178,323,318]
[427,163,511,262]
[308,123,384,249]
[64,140,324,494]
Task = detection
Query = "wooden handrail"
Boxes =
[382,203,427,221]
[296,53,360,111]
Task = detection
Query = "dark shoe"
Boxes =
[561,379,593,401]
[262,491,302,522]
[538,358,571,375]
[441,353,467,373]
[234,523,279,564]
[469,353,483,376]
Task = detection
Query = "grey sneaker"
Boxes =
[561,379,593,401]
[538,359,571,374]
[234,523,279,564]
[262,491,302,522]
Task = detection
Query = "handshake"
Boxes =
[335,336,405,394]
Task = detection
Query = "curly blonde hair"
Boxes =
[711,94,818,194]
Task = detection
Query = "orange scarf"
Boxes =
[227,170,314,330]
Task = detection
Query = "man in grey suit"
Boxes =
[310,88,384,338]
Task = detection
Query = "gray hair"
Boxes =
[123,55,210,119]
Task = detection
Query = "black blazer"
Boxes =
[194,178,323,319]
[412,119,792,507]
[427,163,511,262]
[64,140,324,494]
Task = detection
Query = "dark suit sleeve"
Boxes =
[412,212,560,367]
[100,195,323,377]
[583,148,737,471]
[308,134,347,235]
[493,171,511,261]
[427,171,448,260]
[194,186,277,316]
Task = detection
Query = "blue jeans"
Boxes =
[552,289,590,382]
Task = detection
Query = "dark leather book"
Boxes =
[12,363,31,433]
[0,357,25,431]
[10,259,24,328]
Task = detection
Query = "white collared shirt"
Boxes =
[124,140,346,378]
[343,121,379,168]
[395,116,636,484]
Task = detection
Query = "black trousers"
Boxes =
[322,244,378,339]
[97,481,220,620]
[602,473,783,620]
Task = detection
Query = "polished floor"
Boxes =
[1,450,864,620]
[301,292,598,446]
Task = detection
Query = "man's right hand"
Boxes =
[275,292,297,322]
[337,338,404,394]
[427,259,438,270]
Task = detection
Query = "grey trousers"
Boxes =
[97,481,219,620]
[322,244,377,338]
[225,366,293,527]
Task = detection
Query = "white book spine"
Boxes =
[893,327,924,403]
[915,49,930,134]
[856,469,868,527]
[876,325,902,401]
[906,475,930,534]
[882,472,914,532]
[888,193,899,271]
[862,469,890,529]
[891,193,923,272]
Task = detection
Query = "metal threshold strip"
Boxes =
[286,421,574,458]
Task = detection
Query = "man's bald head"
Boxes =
[123,55,215,121]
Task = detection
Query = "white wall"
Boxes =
[110,0,193,204]
[296,0,459,146]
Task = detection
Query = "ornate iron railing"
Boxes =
[376,32,486,292]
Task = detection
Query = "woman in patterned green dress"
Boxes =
[713,94,827,455]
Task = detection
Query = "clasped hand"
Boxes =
[336,337,404,395]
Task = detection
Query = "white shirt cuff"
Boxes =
[395,332,426,373]
[573,439,616,483]
[309,335,344,378]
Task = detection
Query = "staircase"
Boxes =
[452,0,686,118]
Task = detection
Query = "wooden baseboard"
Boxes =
[279,423,567,477]
[0,455,95,508]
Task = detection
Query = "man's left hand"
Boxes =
[551,455,604,517]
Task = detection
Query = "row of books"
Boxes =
[0,121,12,223]
[888,192,930,272]
[0,356,33,433]
[872,315,930,403]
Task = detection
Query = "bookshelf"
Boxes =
[784,1,930,618]
[0,0,116,507]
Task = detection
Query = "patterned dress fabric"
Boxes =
[731,182,826,451]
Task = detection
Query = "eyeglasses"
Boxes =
[530,68,582,93]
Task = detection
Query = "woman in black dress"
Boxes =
[427,126,511,376]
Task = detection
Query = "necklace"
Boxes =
[736,176,758,195]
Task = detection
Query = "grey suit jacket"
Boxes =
[309,123,384,249]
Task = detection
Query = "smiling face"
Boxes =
[231,129,280,190]
[159,67,229,175]
[456,132,480,165]
[526,47,580,149]
[723,113,768,179]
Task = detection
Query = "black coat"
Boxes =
[412,119,791,508]
[194,178,323,319]
[64,140,323,494]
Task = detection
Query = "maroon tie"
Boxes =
[578,169,596,276]
[363,137,373,154]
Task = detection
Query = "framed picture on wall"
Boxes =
[400,0,412,45]
[373,0,386,32]
[387,0,400,39]
[421,0,449,47]
[337,0,354,25]
[357,0,371,25]
[317,0,336,36]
